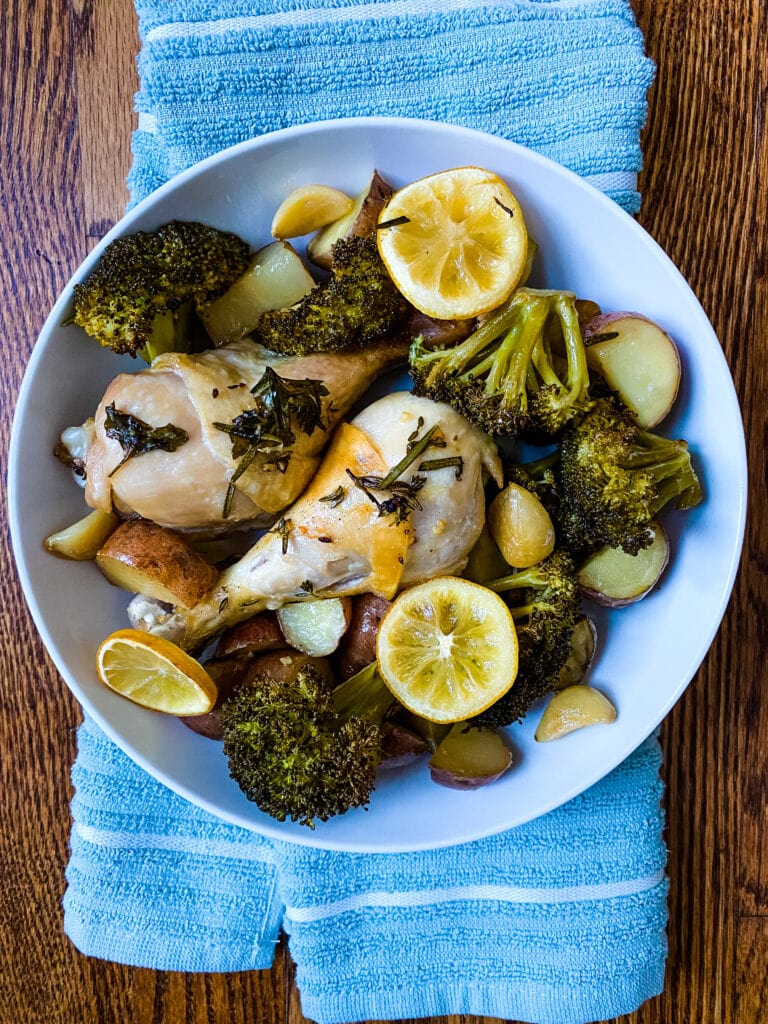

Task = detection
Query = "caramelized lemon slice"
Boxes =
[376,577,518,723]
[96,628,217,716]
[376,166,528,319]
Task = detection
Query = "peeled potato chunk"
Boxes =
[487,483,555,568]
[429,722,513,789]
[45,508,119,560]
[577,523,669,607]
[535,685,617,742]
[201,241,316,345]
[96,519,218,609]
[584,313,681,428]
[276,597,352,657]
[271,184,354,240]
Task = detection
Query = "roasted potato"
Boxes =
[45,508,119,560]
[578,523,670,607]
[335,593,391,680]
[583,312,681,428]
[181,655,251,740]
[96,519,218,608]
[429,722,513,790]
[215,611,285,658]
[379,722,430,770]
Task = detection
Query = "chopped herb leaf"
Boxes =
[272,517,293,555]
[377,215,411,230]
[104,404,188,476]
[319,485,346,508]
[213,367,329,517]
[584,330,620,346]
[298,580,314,594]
[418,456,464,480]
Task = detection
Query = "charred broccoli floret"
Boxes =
[255,236,410,354]
[409,288,592,439]
[557,392,703,558]
[475,549,582,728]
[221,662,396,828]
[72,220,251,361]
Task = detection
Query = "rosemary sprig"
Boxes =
[319,485,346,508]
[418,455,464,480]
[213,367,329,517]
[104,404,188,476]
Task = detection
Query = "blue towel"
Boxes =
[64,2,663,1022]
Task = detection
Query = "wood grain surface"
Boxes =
[0,1,764,1021]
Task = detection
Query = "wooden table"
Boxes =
[1,2,764,1021]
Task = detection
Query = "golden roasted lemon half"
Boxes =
[96,628,217,716]
[376,166,528,320]
[376,577,518,723]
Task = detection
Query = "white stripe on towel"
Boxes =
[146,0,581,43]
[283,869,666,922]
[137,112,158,135]
[74,822,275,864]
[583,170,637,192]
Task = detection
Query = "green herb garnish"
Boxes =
[104,404,188,476]
[214,367,329,517]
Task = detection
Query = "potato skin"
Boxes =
[97,519,218,608]
[379,722,430,769]
[215,611,285,658]
[429,724,513,789]
[245,649,336,688]
[181,649,335,740]
[181,655,251,740]
[335,593,392,680]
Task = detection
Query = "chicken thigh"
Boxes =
[130,392,502,651]
[84,337,408,532]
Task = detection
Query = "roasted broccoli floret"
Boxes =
[409,287,592,439]
[556,392,703,558]
[255,236,410,354]
[72,220,251,361]
[474,549,582,728]
[221,662,396,828]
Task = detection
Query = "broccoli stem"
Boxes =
[332,663,395,724]
[485,564,550,595]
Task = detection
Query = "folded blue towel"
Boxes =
[64,2,663,1022]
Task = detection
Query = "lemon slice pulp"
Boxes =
[376,577,518,723]
[376,166,528,320]
[96,628,218,716]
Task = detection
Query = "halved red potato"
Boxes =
[215,611,286,659]
[583,313,681,428]
[380,722,430,770]
[335,593,391,681]
[429,723,513,790]
[577,522,670,607]
[96,519,218,609]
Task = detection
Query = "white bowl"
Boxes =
[9,117,747,852]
